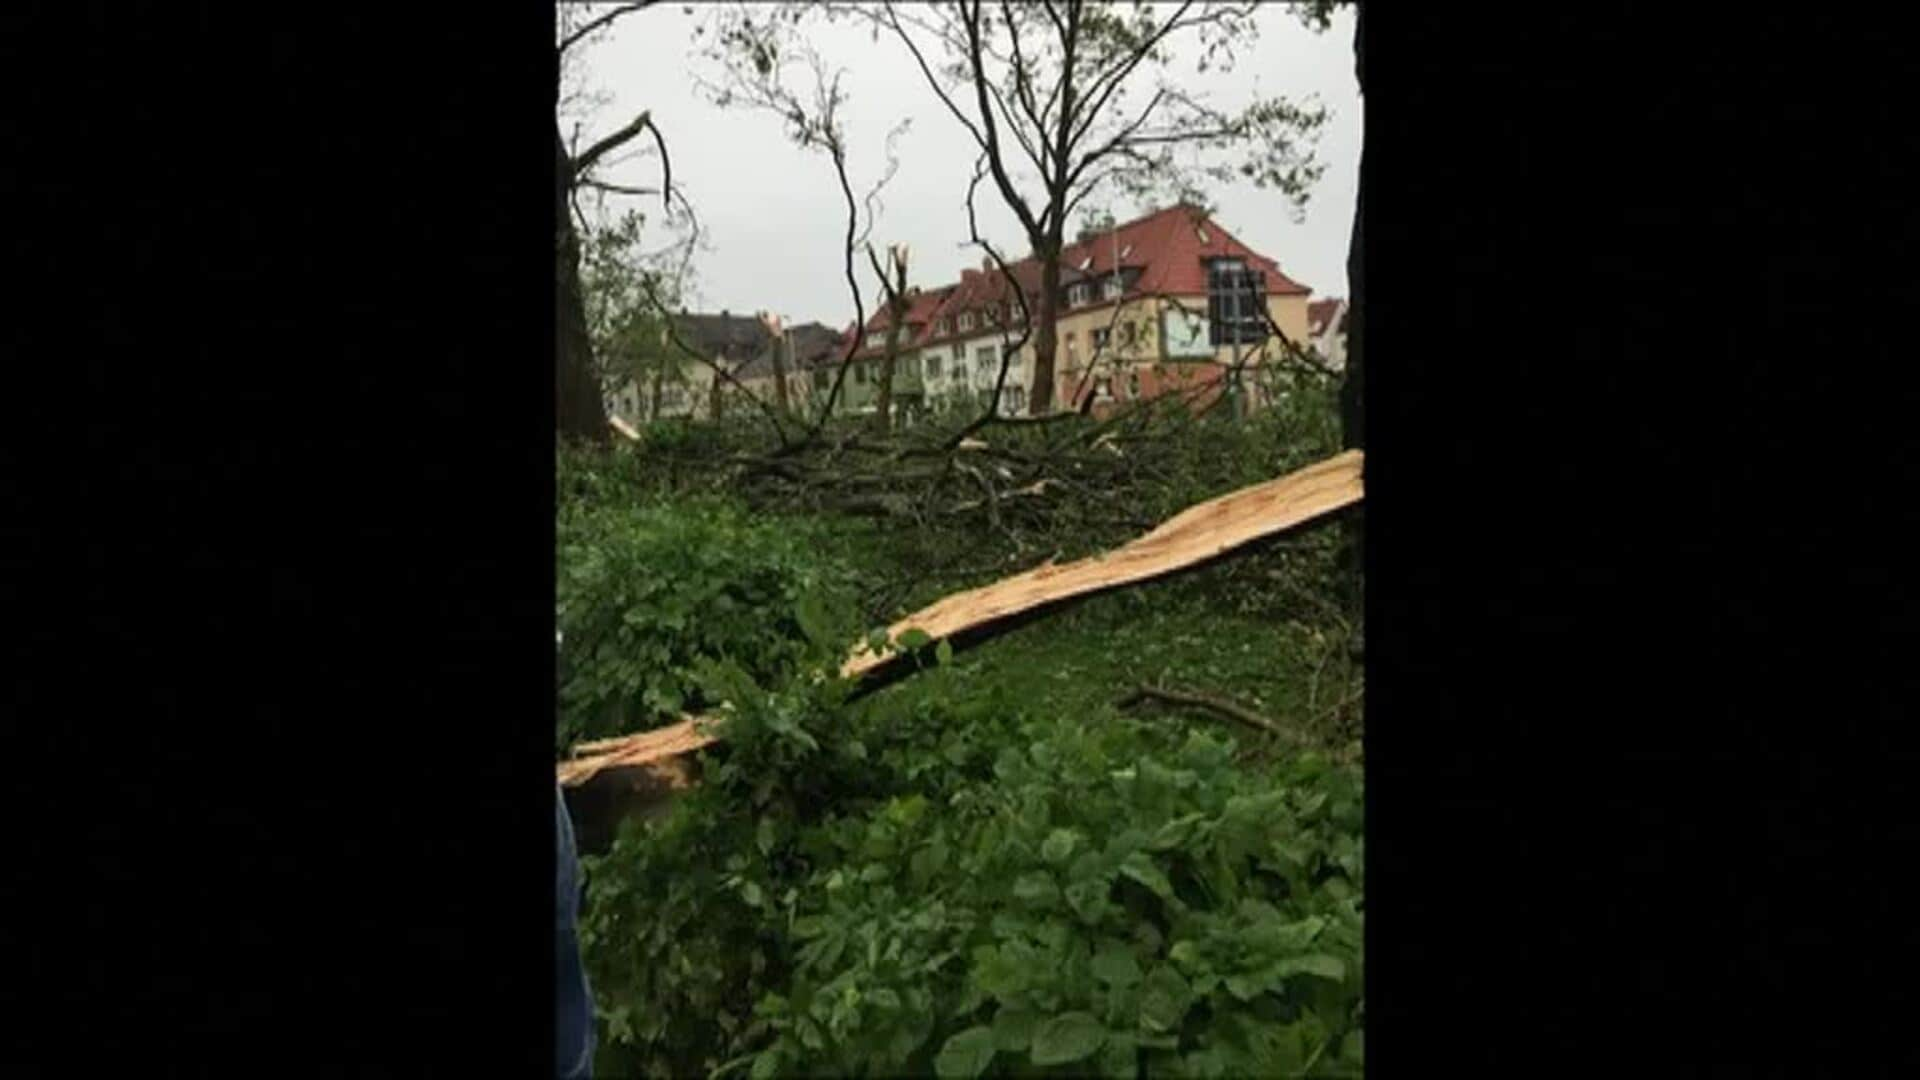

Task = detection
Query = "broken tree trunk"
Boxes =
[558,448,1363,797]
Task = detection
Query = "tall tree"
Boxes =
[836,0,1329,414]
[866,244,912,433]
[554,2,682,444]
[695,7,908,439]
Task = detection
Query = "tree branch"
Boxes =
[1117,683,1298,740]
[558,1,660,56]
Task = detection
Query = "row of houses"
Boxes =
[607,204,1346,426]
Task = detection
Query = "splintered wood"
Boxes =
[558,448,1363,788]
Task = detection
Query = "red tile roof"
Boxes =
[1308,298,1345,337]
[849,204,1311,355]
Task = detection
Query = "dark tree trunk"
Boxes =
[1031,245,1061,413]
[1339,3,1365,632]
[709,365,724,421]
[649,362,665,421]
[555,123,609,445]
[771,336,791,416]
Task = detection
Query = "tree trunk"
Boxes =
[771,335,791,416]
[1338,3,1365,632]
[649,361,665,421]
[1030,246,1061,413]
[709,367,724,421]
[555,123,609,445]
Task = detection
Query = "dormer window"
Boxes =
[1067,283,1091,307]
[935,318,950,337]
[1102,277,1123,301]
[958,311,975,332]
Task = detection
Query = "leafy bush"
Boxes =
[582,646,1363,1079]
[554,496,859,753]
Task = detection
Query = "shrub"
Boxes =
[554,496,859,753]
[582,648,1363,1079]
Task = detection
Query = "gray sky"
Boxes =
[572,3,1360,328]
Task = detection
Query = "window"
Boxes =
[1102,277,1123,301]
[1067,283,1091,307]
[1095,376,1114,400]
[1128,370,1141,400]
[854,362,867,384]
[1206,258,1267,346]
[1121,321,1137,346]
[958,311,975,332]
[1005,385,1027,415]
[935,318,950,337]
[926,354,943,379]
[1092,327,1111,352]
[974,345,997,384]
[1065,332,1078,365]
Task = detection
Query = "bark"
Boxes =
[771,335,791,416]
[1031,245,1061,412]
[649,361,665,421]
[1338,3,1365,629]
[555,123,610,445]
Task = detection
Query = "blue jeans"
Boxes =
[557,787,595,1079]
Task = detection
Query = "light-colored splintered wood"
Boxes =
[557,449,1363,788]
[557,715,719,788]
[609,415,641,441]
[842,448,1363,678]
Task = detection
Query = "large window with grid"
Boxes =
[1206,258,1268,346]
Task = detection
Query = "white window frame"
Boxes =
[1102,277,1123,301]
[958,311,975,332]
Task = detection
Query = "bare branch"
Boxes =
[558,1,660,56]
[1117,682,1298,741]
[634,272,791,445]
[574,111,654,177]
[578,179,662,199]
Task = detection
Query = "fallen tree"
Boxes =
[559,447,1362,802]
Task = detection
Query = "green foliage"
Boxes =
[581,635,1362,1078]
[554,493,859,753]
[562,373,1362,1077]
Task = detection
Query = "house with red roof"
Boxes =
[837,203,1314,422]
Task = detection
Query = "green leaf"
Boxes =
[1223,972,1267,1001]
[794,590,836,652]
[1031,1011,1107,1066]
[1274,953,1347,983]
[1040,828,1078,865]
[750,1048,780,1080]
[1013,871,1059,906]
[1138,967,1192,1034]
[992,1007,1041,1052]
[1091,944,1143,988]
[935,1026,996,1079]
[936,638,954,666]
[1098,1033,1140,1079]
[1118,852,1174,902]
[897,627,932,652]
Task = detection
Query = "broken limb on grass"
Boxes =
[1117,684,1299,743]
[558,448,1364,790]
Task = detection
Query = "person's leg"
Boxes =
[556,787,595,1079]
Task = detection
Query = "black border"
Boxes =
[9,3,1916,1073]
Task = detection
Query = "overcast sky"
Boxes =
[572,3,1359,328]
